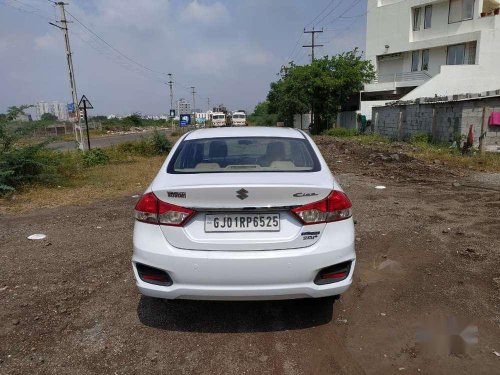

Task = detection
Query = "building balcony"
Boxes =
[365,71,433,92]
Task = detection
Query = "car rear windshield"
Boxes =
[167,136,321,173]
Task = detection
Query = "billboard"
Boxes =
[179,114,191,127]
[169,109,176,118]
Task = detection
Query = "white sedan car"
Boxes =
[132,127,355,300]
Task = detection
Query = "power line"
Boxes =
[340,12,367,19]
[0,0,54,21]
[325,0,364,26]
[64,9,169,79]
[61,4,212,104]
[305,0,338,28]
[313,0,345,27]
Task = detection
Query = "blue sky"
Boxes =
[0,0,367,115]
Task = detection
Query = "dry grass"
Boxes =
[323,132,500,172]
[409,143,500,172]
[0,156,165,214]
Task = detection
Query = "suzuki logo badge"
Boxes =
[236,188,249,200]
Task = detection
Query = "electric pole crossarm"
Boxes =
[302,28,324,62]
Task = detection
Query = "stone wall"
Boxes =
[372,97,500,146]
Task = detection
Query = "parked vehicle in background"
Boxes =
[211,112,226,127]
[132,127,356,301]
[231,111,247,126]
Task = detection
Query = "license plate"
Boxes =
[205,213,280,232]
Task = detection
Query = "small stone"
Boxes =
[380,313,387,316]
[452,182,461,187]
[390,154,400,161]
[442,228,451,234]
[12,319,20,325]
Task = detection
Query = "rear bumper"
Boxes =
[132,220,355,301]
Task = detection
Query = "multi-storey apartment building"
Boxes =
[35,100,69,121]
[362,0,500,117]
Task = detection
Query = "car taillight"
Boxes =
[134,192,194,226]
[291,190,352,225]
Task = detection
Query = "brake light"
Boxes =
[134,192,195,226]
[291,190,352,225]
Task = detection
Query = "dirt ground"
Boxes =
[1,137,499,374]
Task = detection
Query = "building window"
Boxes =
[424,5,432,28]
[413,7,421,31]
[421,49,430,71]
[449,0,475,23]
[468,42,477,64]
[411,50,420,71]
[447,44,466,65]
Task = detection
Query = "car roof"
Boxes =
[184,126,305,140]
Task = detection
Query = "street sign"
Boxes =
[180,114,191,127]
[78,95,93,110]
[169,109,176,118]
[78,95,93,150]
[67,102,75,113]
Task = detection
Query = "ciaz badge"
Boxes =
[293,192,319,197]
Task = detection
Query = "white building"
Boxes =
[35,101,52,119]
[176,98,191,116]
[52,101,69,121]
[362,0,500,118]
[35,100,69,121]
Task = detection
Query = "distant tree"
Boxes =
[0,114,7,123]
[6,105,33,121]
[40,113,58,121]
[248,101,279,126]
[267,49,375,133]
[123,112,142,126]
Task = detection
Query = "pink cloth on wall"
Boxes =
[489,112,500,126]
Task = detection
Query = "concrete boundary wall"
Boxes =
[373,96,500,146]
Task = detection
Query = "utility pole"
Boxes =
[302,27,324,63]
[49,2,82,148]
[207,97,210,111]
[302,28,323,133]
[167,73,174,130]
[191,86,196,125]
[49,2,78,117]
[167,73,173,111]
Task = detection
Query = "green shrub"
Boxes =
[152,130,171,155]
[0,143,66,194]
[82,148,110,167]
[409,132,432,145]
[113,140,154,157]
[322,128,360,137]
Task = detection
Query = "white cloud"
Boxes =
[180,1,229,25]
[34,33,59,51]
[185,45,278,76]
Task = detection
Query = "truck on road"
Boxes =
[231,111,247,126]
[211,112,227,127]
